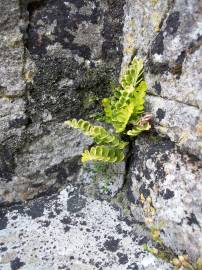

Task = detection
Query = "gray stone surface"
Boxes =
[123,0,202,262]
[0,0,202,267]
[122,0,202,159]
[127,135,202,261]
[0,184,172,270]
[78,161,126,198]
[0,0,125,205]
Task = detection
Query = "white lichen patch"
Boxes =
[0,184,172,270]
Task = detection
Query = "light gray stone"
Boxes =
[79,161,126,198]
[145,95,201,159]
[128,135,202,261]
[122,0,202,159]
[0,0,125,205]
[1,123,91,204]
[0,184,172,270]
[0,0,25,96]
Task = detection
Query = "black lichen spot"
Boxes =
[138,236,148,245]
[60,216,72,224]
[25,200,45,219]
[115,224,127,237]
[67,192,86,213]
[187,213,200,228]
[101,0,124,65]
[160,189,174,200]
[58,265,70,270]
[10,257,25,270]
[103,236,120,252]
[64,225,71,232]
[117,252,128,264]
[0,146,16,182]
[27,0,92,58]
[176,51,186,66]
[66,156,81,178]
[45,160,77,185]
[127,179,136,204]
[139,183,150,199]
[156,108,165,122]
[38,220,51,227]
[0,210,8,230]
[68,0,85,9]
[9,117,28,128]
[154,82,162,95]
[155,160,166,181]
[170,51,186,77]
[127,262,139,270]
[148,61,169,75]
[165,12,180,35]
[151,32,164,55]
[56,167,68,185]
[80,220,87,226]
[0,246,7,252]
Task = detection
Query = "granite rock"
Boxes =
[123,0,202,262]
[0,183,172,270]
[0,0,125,205]
[128,135,202,261]
[122,0,202,158]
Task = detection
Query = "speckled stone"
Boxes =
[122,0,202,159]
[0,184,172,270]
[0,0,125,205]
[128,135,202,261]
[123,0,202,261]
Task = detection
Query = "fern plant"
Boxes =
[65,57,151,163]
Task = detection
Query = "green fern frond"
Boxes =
[130,81,147,119]
[112,101,135,133]
[64,57,151,164]
[101,58,148,133]
[127,122,151,137]
[121,57,144,88]
[81,146,125,163]
[65,118,128,149]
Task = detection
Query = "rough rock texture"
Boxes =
[0,0,202,267]
[0,184,173,270]
[123,0,202,262]
[122,0,202,159]
[128,135,202,261]
[0,0,125,205]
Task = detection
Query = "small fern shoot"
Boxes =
[65,57,151,163]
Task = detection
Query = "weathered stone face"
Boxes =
[0,183,173,270]
[128,135,202,261]
[0,0,125,205]
[0,0,202,266]
[123,0,202,262]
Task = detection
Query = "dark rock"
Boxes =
[156,108,166,122]
[165,12,180,35]
[10,257,25,270]
[103,236,120,252]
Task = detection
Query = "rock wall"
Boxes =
[0,0,201,265]
[0,0,125,205]
[123,0,202,262]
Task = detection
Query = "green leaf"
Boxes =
[65,119,128,149]
[120,57,144,88]
[81,146,125,163]
[127,122,151,137]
